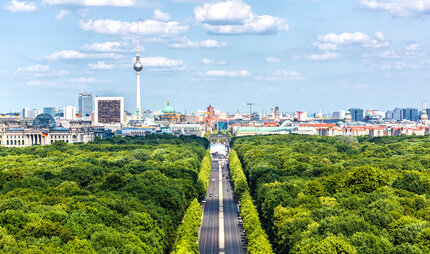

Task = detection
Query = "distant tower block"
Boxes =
[344,110,352,122]
[421,100,428,121]
[133,21,143,117]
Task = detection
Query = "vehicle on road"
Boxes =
[227,188,230,191]
[209,193,213,197]
[215,194,218,197]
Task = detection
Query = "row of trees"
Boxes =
[171,151,212,253]
[233,134,430,254]
[229,150,274,254]
[0,134,208,253]
[170,199,202,254]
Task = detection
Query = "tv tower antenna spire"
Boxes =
[133,21,143,118]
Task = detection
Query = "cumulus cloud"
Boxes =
[204,70,251,77]
[194,0,289,34]
[202,58,227,65]
[46,50,122,60]
[360,0,430,17]
[88,61,114,70]
[305,52,340,60]
[169,38,227,48]
[56,9,70,20]
[255,70,303,82]
[68,77,98,83]
[3,0,37,13]
[266,57,281,63]
[153,9,170,21]
[42,0,134,7]
[139,57,186,71]
[81,41,133,52]
[317,32,389,48]
[79,19,188,37]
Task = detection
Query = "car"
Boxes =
[215,194,218,197]
[227,188,230,192]
[209,193,213,197]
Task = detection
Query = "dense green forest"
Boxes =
[0,134,208,253]
[233,134,430,254]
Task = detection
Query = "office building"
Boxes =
[402,108,419,121]
[78,93,93,117]
[349,108,364,122]
[64,106,77,120]
[43,107,57,118]
[94,97,125,125]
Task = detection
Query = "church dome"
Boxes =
[162,100,175,114]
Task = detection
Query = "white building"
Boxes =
[64,106,77,120]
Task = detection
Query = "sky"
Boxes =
[2,0,430,114]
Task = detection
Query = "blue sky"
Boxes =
[2,0,430,114]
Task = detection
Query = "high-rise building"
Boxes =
[393,108,403,121]
[332,110,346,119]
[21,108,30,118]
[21,108,42,119]
[43,107,57,118]
[348,108,364,122]
[94,97,125,125]
[78,93,93,117]
[402,108,418,121]
[64,106,77,120]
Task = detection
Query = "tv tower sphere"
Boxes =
[134,59,143,72]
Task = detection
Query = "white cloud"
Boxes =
[56,9,70,20]
[194,0,252,24]
[194,0,289,34]
[204,70,251,77]
[317,32,389,48]
[202,58,227,65]
[88,61,114,70]
[46,50,122,60]
[79,19,188,37]
[42,0,134,7]
[266,57,281,63]
[169,38,227,48]
[17,64,51,73]
[81,41,132,52]
[153,9,170,21]
[379,44,423,59]
[312,42,337,50]
[405,43,421,51]
[140,57,186,71]
[3,0,37,13]
[360,0,430,17]
[305,51,340,60]
[68,77,98,83]
[255,70,303,82]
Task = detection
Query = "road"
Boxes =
[199,154,246,254]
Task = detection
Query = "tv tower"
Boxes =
[133,21,143,117]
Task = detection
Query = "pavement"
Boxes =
[199,154,247,254]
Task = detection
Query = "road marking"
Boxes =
[219,161,225,254]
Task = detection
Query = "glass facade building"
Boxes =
[78,93,93,117]
[348,108,364,122]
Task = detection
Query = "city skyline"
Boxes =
[2,0,430,113]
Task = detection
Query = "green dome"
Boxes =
[162,100,175,114]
